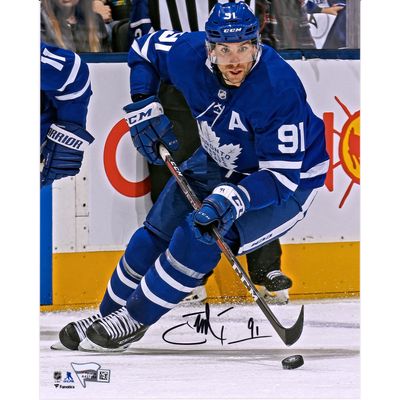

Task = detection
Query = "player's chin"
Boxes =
[226,70,245,84]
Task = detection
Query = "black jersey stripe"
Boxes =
[149,0,161,30]
[185,0,199,31]
[166,0,183,31]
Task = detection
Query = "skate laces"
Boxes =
[98,308,141,340]
[73,313,101,341]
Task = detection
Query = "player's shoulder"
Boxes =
[256,45,303,93]
[40,42,88,91]
[41,42,78,67]
[169,31,207,63]
[167,32,207,84]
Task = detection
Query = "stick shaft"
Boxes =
[159,144,304,346]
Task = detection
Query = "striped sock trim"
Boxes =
[116,263,138,290]
[121,256,143,280]
[165,249,205,279]
[107,281,126,307]
[140,276,177,309]
[154,257,195,293]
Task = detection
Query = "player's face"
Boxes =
[210,41,257,87]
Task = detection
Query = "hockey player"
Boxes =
[129,0,292,304]
[55,1,329,352]
[41,41,94,186]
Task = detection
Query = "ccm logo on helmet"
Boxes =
[223,28,243,33]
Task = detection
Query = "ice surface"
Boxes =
[40,299,359,400]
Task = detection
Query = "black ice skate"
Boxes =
[259,270,292,305]
[79,307,148,352]
[264,270,292,292]
[51,313,102,350]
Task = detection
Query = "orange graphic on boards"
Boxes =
[324,97,360,208]
[103,119,151,197]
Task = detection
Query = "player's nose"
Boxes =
[227,52,241,64]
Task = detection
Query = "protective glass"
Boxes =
[207,40,259,65]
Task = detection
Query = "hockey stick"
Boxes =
[159,144,304,346]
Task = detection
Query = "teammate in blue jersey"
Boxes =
[40,42,94,186]
[54,2,329,352]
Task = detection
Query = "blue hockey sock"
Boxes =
[99,227,168,316]
[126,217,222,325]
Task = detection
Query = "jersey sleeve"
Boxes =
[238,87,309,210]
[40,42,92,127]
[128,30,185,96]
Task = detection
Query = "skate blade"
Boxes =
[78,337,129,353]
[50,341,71,351]
[258,287,289,305]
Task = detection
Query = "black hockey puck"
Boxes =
[281,355,304,370]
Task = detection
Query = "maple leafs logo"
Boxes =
[198,121,242,170]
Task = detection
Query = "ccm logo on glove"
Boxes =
[125,102,164,126]
[212,184,249,218]
[47,124,91,151]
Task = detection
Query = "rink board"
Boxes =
[41,54,360,308]
[41,241,359,311]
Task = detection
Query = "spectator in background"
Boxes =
[255,0,278,48]
[306,1,344,16]
[271,0,316,49]
[92,0,112,24]
[92,0,132,43]
[268,0,345,50]
[308,1,346,49]
[41,0,111,52]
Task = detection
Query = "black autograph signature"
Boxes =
[162,303,271,346]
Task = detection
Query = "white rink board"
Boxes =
[53,59,360,252]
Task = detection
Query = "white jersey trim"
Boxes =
[300,160,330,179]
[238,189,319,254]
[55,76,90,101]
[141,31,158,62]
[259,160,303,169]
[264,169,298,192]
[58,53,81,92]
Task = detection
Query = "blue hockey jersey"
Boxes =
[128,30,329,210]
[40,42,92,145]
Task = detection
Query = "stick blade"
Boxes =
[281,305,304,346]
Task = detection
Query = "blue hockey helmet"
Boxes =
[205,1,260,44]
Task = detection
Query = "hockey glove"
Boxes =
[41,122,94,187]
[124,96,179,165]
[192,183,250,245]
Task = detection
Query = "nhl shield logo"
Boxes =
[218,89,227,100]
